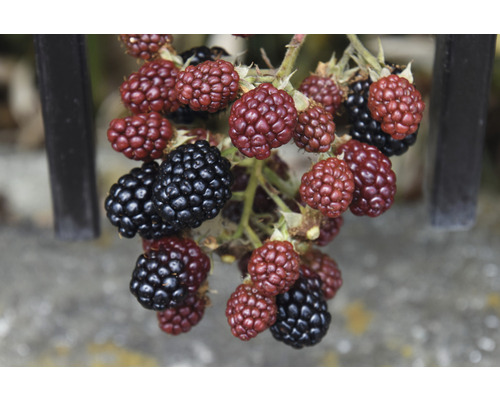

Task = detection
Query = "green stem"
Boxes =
[346,34,382,74]
[274,34,307,83]
[262,166,297,199]
[233,158,263,248]
[256,172,293,214]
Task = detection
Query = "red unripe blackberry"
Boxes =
[367,74,425,140]
[175,59,239,113]
[228,82,298,160]
[299,157,355,219]
[120,59,180,115]
[293,104,336,153]
[157,292,207,335]
[107,112,173,161]
[119,34,173,60]
[315,215,344,246]
[337,139,396,217]
[225,283,277,341]
[299,74,344,116]
[301,249,342,300]
[247,240,301,297]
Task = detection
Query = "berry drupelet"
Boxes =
[298,74,344,116]
[152,140,233,230]
[157,292,207,335]
[293,104,336,153]
[119,34,173,60]
[301,249,342,300]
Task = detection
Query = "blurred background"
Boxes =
[0,34,499,367]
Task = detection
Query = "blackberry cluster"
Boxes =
[344,79,417,157]
[104,162,179,240]
[152,140,233,230]
[103,34,426,349]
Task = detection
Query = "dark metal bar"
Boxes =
[34,34,100,240]
[427,34,497,230]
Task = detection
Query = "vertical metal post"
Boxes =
[427,34,497,229]
[34,34,100,240]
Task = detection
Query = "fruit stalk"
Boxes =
[274,34,307,82]
[346,34,382,74]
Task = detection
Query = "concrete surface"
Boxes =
[1,141,499,367]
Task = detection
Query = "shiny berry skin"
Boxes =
[298,74,344,115]
[130,236,210,311]
[119,34,173,60]
[120,59,180,115]
[247,240,301,297]
[270,273,331,349]
[293,104,336,152]
[225,283,277,341]
[157,292,207,335]
[104,162,179,240]
[367,74,425,140]
[179,45,229,66]
[175,59,239,113]
[301,249,342,300]
[228,82,298,160]
[315,215,343,246]
[345,78,418,157]
[152,140,233,230]
[299,157,355,219]
[107,112,173,161]
[337,139,396,217]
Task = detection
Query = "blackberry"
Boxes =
[344,79,417,157]
[270,272,331,349]
[315,215,344,246]
[298,74,344,116]
[247,240,301,297]
[228,82,298,160]
[337,139,396,217]
[152,140,233,230]
[130,236,211,310]
[106,112,173,162]
[293,104,336,153]
[225,283,277,341]
[299,157,355,219]
[120,59,180,115]
[175,59,240,113]
[119,34,173,60]
[104,162,179,240]
[157,292,207,335]
[301,249,342,300]
[368,74,425,139]
[180,45,229,66]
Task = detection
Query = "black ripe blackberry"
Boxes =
[104,162,179,240]
[344,79,417,157]
[270,273,331,349]
[152,140,233,230]
[179,45,229,66]
[130,250,188,311]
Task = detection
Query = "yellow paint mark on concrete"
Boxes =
[343,300,373,336]
[87,341,159,367]
[28,341,159,367]
[486,293,500,312]
[319,351,340,367]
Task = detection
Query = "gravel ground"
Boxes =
[1,142,499,366]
